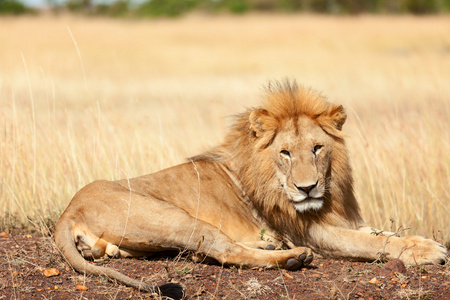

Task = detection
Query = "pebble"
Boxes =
[75,284,88,291]
[369,277,379,284]
[42,268,60,277]
[380,258,406,276]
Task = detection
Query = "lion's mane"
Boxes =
[192,80,363,244]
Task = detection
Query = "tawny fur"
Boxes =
[192,81,361,241]
[55,79,448,297]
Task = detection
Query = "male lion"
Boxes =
[54,80,447,299]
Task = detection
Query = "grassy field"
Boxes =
[0,14,449,243]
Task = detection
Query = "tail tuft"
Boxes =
[157,283,185,300]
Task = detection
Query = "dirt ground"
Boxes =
[1,231,449,300]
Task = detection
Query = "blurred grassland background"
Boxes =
[2,0,450,16]
[0,14,449,244]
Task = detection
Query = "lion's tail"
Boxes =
[54,220,184,300]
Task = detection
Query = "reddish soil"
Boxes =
[1,231,449,299]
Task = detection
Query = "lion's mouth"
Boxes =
[290,196,323,202]
[281,182,325,211]
[289,191,324,202]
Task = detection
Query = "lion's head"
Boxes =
[247,82,348,214]
[193,80,363,240]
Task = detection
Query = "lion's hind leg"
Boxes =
[91,238,120,262]
[81,194,315,271]
[72,226,120,262]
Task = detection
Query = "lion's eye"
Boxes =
[313,145,323,154]
[280,150,291,158]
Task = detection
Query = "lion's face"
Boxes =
[272,116,332,213]
[248,91,346,214]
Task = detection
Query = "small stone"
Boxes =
[75,284,88,291]
[369,277,379,284]
[43,268,60,277]
[380,258,406,276]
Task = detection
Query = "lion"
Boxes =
[54,80,447,299]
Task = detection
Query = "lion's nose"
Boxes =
[296,181,318,195]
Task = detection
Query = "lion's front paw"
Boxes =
[284,248,314,270]
[286,253,314,270]
[393,236,447,266]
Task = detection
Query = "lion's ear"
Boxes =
[249,109,274,137]
[249,109,278,148]
[330,105,346,131]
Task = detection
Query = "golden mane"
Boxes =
[263,81,347,138]
[192,80,362,244]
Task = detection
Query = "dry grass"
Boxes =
[0,14,449,242]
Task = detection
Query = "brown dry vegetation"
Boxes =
[0,13,449,299]
[1,14,449,241]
